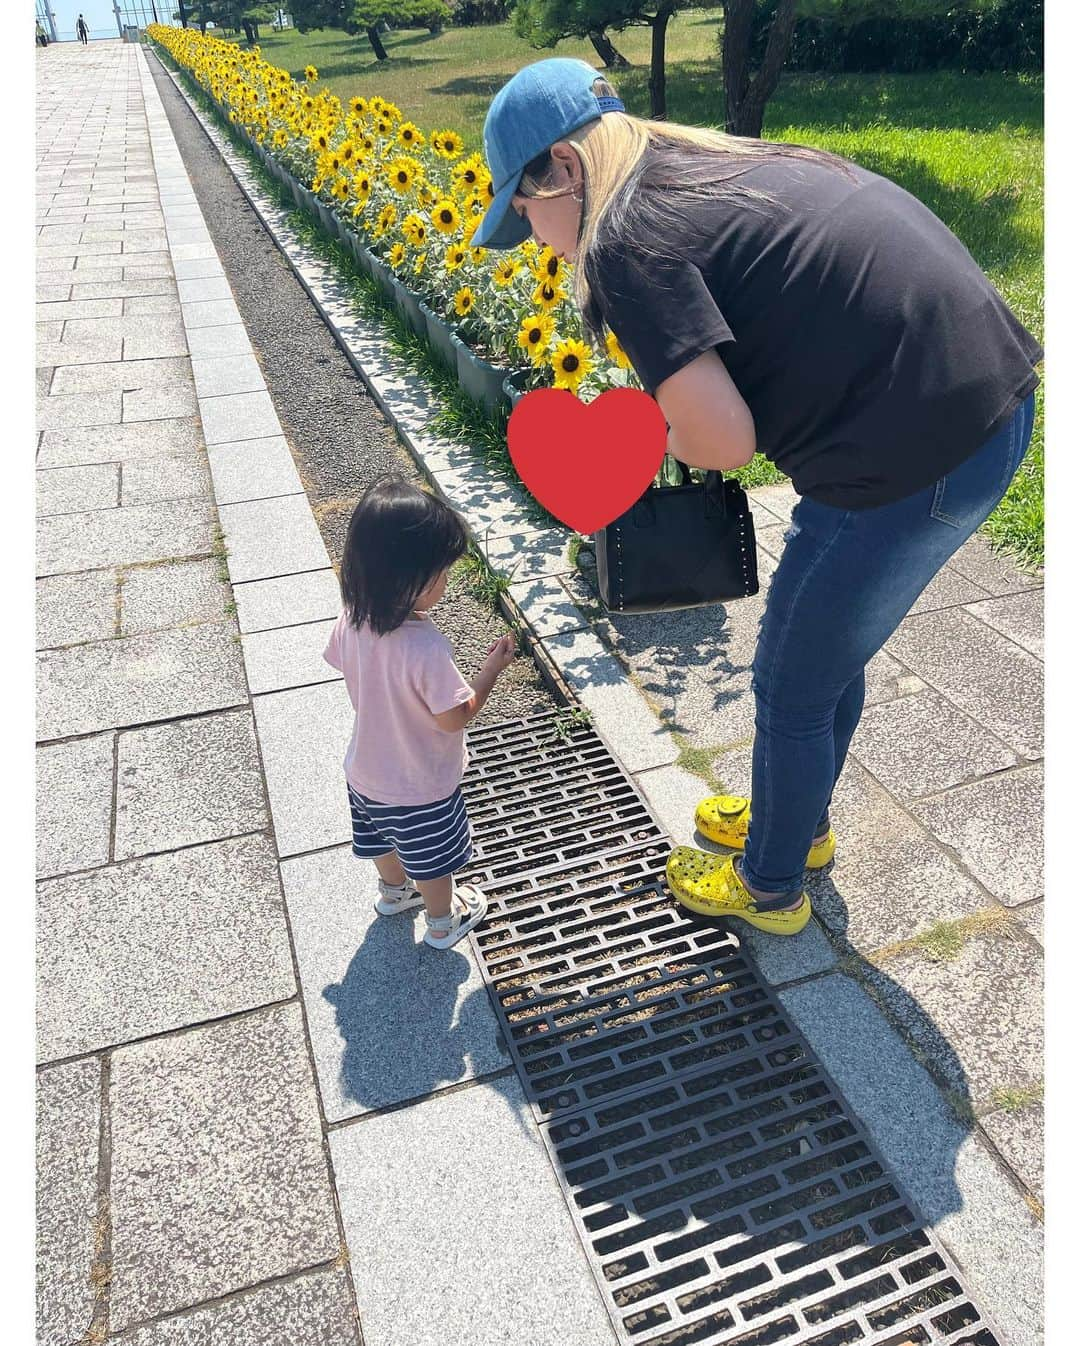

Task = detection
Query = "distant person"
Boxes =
[76,14,88,43]
[36,19,50,46]
[323,475,517,950]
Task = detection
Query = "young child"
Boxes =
[323,473,517,950]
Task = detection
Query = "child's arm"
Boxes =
[432,635,514,732]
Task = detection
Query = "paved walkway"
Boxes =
[37,40,1044,1346]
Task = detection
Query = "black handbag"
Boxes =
[579,459,760,614]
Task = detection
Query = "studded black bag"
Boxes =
[582,460,760,614]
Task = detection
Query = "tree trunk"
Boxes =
[367,24,389,58]
[242,18,256,43]
[722,0,797,137]
[648,3,675,119]
[587,27,630,68]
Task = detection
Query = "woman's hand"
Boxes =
[656,349,756,471]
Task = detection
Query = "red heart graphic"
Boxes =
[507,387,668,533]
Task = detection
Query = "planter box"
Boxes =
[289,176,307,211]
[419,299,458,373]
[349,232,372,278]
[503,368,531,411]
[366,252,397,304]
[315,199,336,236]
[391,277,427,340]
[297,185,317,219]
[453,334,511,415]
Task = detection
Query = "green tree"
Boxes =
[289,0,451,59]
[724,0,1004,135]
[514,0,689,117]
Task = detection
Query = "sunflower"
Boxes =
[430,198,461,235]
[417,182,437,209]
[549,338,592,393]
[452,154,491,196]
[340,141,357,167]
[402,213,428,247]
[413,250,428,276]
[309,129,330,154]
[387,158,419,195]
[471,246,487,265]
[397,121,424,149]
[605,330,631,370]
[271,128,288,149]
[331,175,350,202]
[454,286,476,318]
[304,65,318,82]
[432,129,465,160]
[518,313,555,364]
[349,95,367,117]
[444,243,468,273]
[493,257,520,288]
[532,278,565,312]
[374,203,397,238]
[533,245,563,283]
[375,115,393,137]
[388,242,407,269]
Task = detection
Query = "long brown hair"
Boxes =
[517,78,857,346]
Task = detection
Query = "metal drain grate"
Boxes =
[459,709,1001,1346]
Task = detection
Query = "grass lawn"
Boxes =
[229,15,1044,566]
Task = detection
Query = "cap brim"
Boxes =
[472,174,533,249]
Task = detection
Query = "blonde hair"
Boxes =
[518,77,856,347]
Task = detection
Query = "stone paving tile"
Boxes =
[207,435,304,505]
[125,295,177,317]
[36,621,247,739]
[981,1102,1044,1201]
[218,494,330,584]
[36,498,215,576]
[508,575,591,639]
[805,760,988,952]
[913,765,1042,906]
[37,337,125,367]
[542,625,681,774]
[69,278,175,300]
[115,710,268,859]
[60,313,188,360]
[748,481,799,523]
[50,355,192,395]
[908,563,991,614]
[331,1074,617,1346]
[182,297,243,329]
[199,390,282,446]
[119,557,228,634]
[233,570,343,635]
[123,383,200,422]
[191,352,264,399]
[36,734,114,879]
[947,533,1043,596]
[185,322,252,359]
[850,689,1018,798]
[36,1059,100,1346]
[242,619,340,694]
[121,451,212,506]
[38,416,203,468]
[863,916,1042,1111]
[780,974,1042,1346]
[37,389,123,430]
[37,570,117,648]
[173,256,226,282]
[964,588,1044,660]
[887,609,1043,759]
[1015,900,1043,946]
[37,835,296,1063]
[485,524,577,584]
[252,681,354,856]
[36,296,124,322]
[109,1004,339,1331]
[36,463,119,516]
[176,274,233,304]
[123,1270,361,1346]
[863,647,925,705]
[281,844,509,1121]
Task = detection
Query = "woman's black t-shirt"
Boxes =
[584,151,1042,510]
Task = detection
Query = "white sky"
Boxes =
[44,1,175,40]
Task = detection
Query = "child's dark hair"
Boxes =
[341,473,469,637]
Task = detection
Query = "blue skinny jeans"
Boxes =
[741,393,1036,898]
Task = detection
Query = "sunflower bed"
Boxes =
[146,25,638,413]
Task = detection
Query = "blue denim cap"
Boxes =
[473,58,625,250]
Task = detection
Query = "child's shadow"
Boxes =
[322,907,513,1115]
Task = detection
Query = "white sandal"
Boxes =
[422,885,488,949]
[374,877,424,916]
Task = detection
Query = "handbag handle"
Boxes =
[632,459,728,526]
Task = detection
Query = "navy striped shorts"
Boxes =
[346,783,475,881]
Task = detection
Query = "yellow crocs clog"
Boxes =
[665,846,812,936]
[694,795,836,869]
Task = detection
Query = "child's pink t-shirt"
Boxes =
[323,610,474,806]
